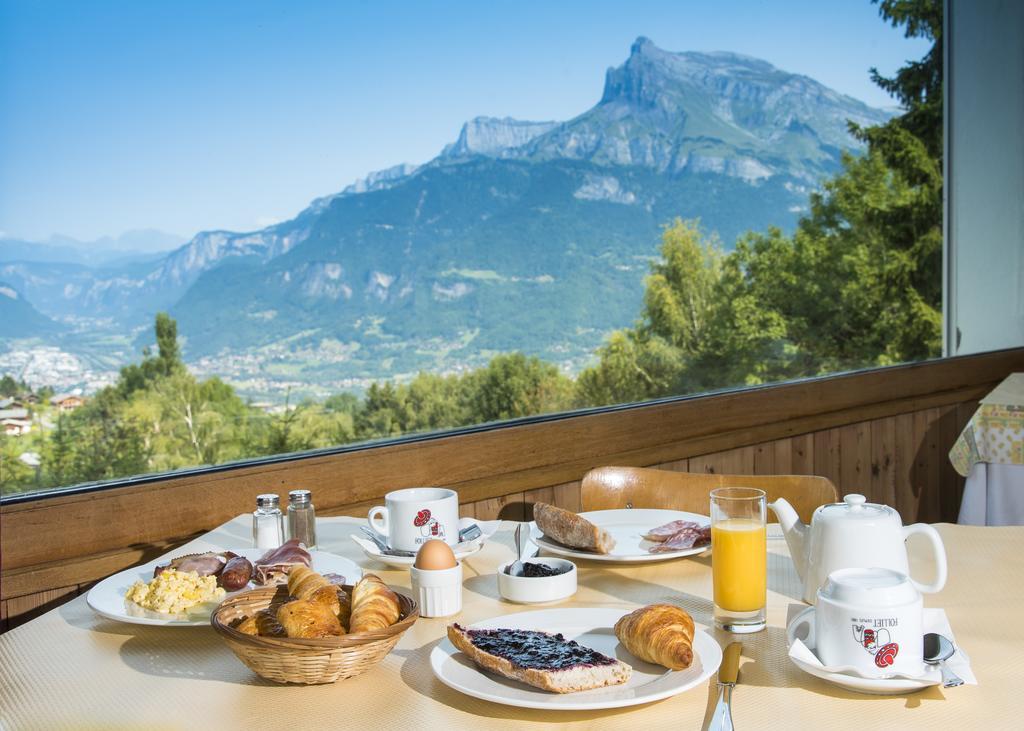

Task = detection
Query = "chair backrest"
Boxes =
[580,466,839,523]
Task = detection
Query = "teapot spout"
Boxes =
[769,498,809,581]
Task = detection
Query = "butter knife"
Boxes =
[707,642,742,731]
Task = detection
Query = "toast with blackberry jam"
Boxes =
[447,623,632,693]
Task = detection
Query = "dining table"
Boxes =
[0,514,1019,730]
[953,372,1024,525]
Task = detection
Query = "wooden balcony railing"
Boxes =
[2,347,1022,630]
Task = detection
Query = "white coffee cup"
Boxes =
[794,567,925,677]
[368,487,460,551]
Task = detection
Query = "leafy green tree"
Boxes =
[0,374,21,397]
[462,353,573,423]
[0,435,37,491]
[578,0,942,404]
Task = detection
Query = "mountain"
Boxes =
[0,229,185,267]
[517,39,889,181]
[0,282,64,338]
[3,39,893,391]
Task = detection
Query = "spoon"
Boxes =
[923,633,964,687]
[506,523,526,576]
[357,526,416,557]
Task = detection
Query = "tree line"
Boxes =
[0,0,940,495]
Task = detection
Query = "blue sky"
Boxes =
[0,0,930,243]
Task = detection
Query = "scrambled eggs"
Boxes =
[125,569,226,614]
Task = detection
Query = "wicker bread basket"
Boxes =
[211,584,418,684]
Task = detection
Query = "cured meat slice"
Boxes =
[643,520,702,542]
[648,525,711,553]
[253,538,312,585]
[153,551,232,578]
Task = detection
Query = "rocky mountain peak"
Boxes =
[441,116,559,159]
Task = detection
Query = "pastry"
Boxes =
[336,589,352,632]
[534,502,616,554]
[447,623,631,693]
[235,608,286,637]
[349,574,401,633]
[287,566,343,617]
[276,598,344,638]
[613,604,695,670]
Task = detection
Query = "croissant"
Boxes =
[349,574,401,634]
[254,607,286,637]
[277,598,344,638]
[614,604,695,670]
[336,588,352,632]
[235,607,285,637]
[288,566,343,617]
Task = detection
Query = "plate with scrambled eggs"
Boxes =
[86,542,361,626]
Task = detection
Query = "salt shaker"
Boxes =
[252,494,285,550]
[287,489,317,549]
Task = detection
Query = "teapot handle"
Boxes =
[903,523,948,594]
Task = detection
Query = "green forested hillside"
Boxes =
[171,158,808,374]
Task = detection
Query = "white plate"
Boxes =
[430,607,722,711]
[530,509,711,563]
[87,547,362,627]
[352,519,500,568]
[785,606,940,695]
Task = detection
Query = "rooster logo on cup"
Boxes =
[852,625,899,668]
[413,508,445,542]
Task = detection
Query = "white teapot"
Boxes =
[770,494,947,605]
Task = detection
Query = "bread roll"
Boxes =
[534,502,615,554]
[614,604,695,670]
[349,574,400,634]
[277,598,344,638]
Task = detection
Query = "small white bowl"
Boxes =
[497,558,577,604]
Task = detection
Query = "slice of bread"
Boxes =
[447,623,632,694]
[534,502,616,554]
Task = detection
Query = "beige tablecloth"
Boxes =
[1,516,1020,730]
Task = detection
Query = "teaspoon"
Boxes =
[923,632,964,687]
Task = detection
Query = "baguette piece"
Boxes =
[447,623,631,694]
[349,574,400,634]
[614,604,695,670]
[534,502,616,554]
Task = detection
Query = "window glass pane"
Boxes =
[0,2,942,496]
[948,0,1024,355]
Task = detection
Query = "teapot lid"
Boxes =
[819,493,895,520]
[819,567,919,607]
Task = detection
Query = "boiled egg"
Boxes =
[414,539,457,570]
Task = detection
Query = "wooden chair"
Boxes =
[580,466,839,523]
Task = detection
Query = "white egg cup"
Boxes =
[410,562,463,618]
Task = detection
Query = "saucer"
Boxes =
[786,606,942,695]
[351,518,500,568]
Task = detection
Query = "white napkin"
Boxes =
[787,605,977,685]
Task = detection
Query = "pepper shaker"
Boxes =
[287,489,317,549]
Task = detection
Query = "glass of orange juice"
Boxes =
[711,487,767,633]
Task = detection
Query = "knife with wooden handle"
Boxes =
[706,642,742,731]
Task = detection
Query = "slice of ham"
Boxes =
[253,538,312,585]
[153,551,234,578]
[643,520,703,542]
[648,524,711,553]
